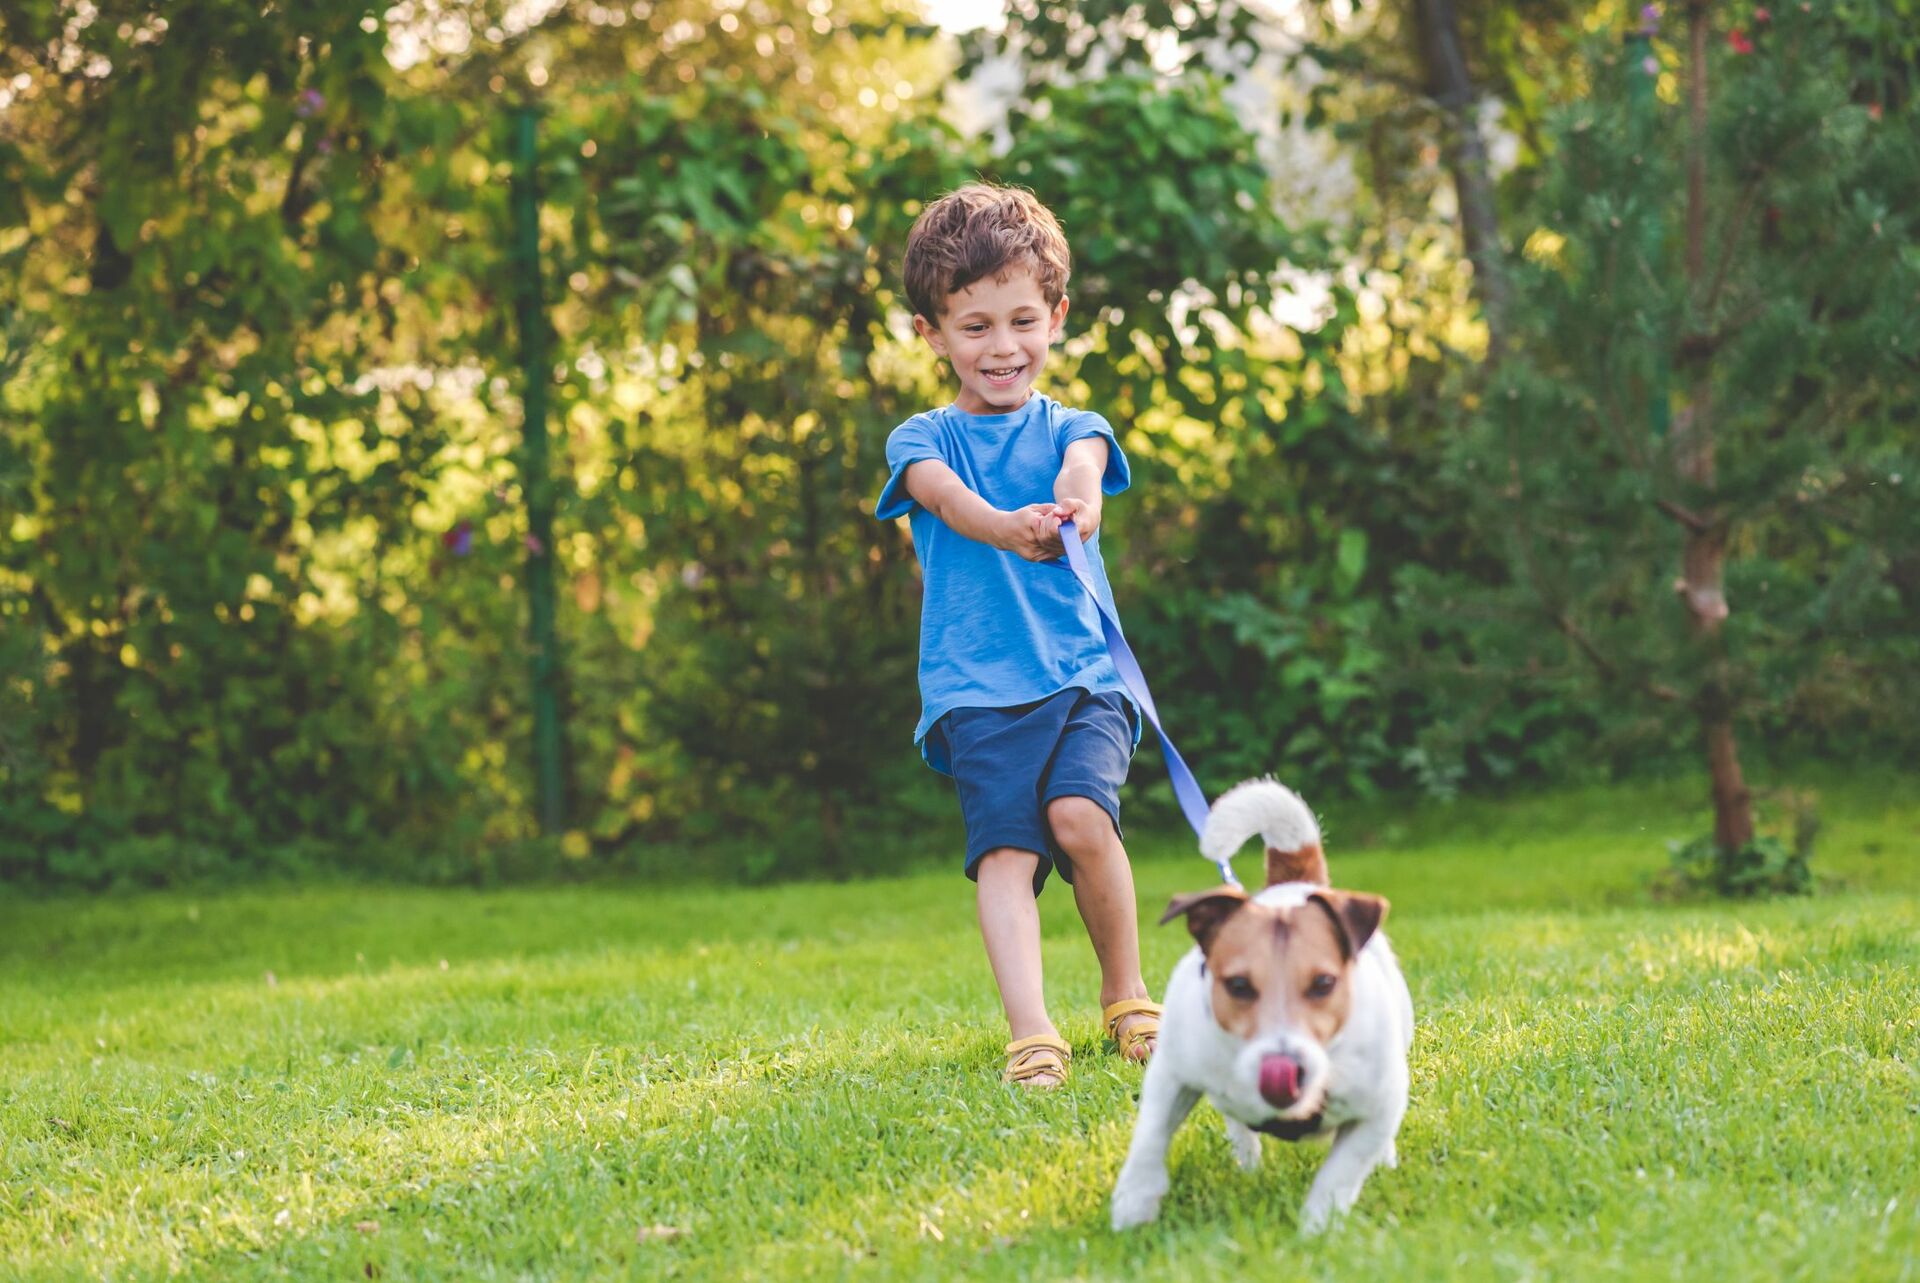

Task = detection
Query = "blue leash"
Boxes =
[1056,519,1241,889]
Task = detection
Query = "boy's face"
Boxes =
[913,265,1069,417]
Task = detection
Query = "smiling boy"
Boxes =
[874,183,1161,1088]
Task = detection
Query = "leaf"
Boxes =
[1335,529,1369,593]
[97,182,144,251]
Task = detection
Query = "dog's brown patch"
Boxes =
[1265,841,1329,887]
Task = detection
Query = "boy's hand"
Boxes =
[996,504,1069,562]
[1049,496,1100,543]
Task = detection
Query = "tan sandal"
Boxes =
[1102,998,1162,1062]
[1003,1033,1071,1088]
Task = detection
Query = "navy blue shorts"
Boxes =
[934,687,1134,895]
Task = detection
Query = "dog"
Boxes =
[1111,778,1413,1235]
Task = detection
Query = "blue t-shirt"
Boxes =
[874,393,1136,774]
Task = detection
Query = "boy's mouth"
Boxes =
[980,365,1026,385]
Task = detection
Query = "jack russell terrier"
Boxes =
[1111,778,1413,1235]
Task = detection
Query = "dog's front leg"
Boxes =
[1222,1116,1262,1171]
[1110,1062,1199,1230]
[1297,1117,1398,1235]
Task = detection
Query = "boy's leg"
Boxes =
[1046,796,1155,1059]
[975,846,1062,1082]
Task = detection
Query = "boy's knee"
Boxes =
[1046,796,1114,855]
[976,846,1041,883]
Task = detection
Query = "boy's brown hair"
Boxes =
[902,183,1071,321]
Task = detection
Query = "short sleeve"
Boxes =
[874,417,946,520]
[1057,410,1131,496]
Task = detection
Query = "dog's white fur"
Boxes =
[1111,779,1414,1235]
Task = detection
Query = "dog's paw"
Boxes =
[1298,1193,1338,1237]
[1225,1120,1262,1171]
[1110,1178,1166,1231]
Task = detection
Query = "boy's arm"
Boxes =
[1051,436,1108,542]
[902,459,1067,562]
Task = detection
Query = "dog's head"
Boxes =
[1160,883,1387,1120]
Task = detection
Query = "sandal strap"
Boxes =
[1003,1034,1071,1083]
[1102,998,1163,1039]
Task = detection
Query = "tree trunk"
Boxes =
[1676,0,1755,853]
[1413,0,1512,350]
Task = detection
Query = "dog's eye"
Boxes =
[1223,975,1257,1001]
[1307,972,1337,999]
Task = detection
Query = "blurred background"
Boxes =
[1,0,1914,891]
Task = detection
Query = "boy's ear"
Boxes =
[1048,294,1070,341]
[912,313,948,355]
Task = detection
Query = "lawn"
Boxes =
[3,771,1916,1280]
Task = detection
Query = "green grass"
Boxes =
[3,774,1917,1280]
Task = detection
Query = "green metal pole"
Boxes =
[510,103,567,835]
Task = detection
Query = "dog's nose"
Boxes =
[1259,1053,1302,1108]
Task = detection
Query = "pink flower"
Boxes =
[1638,3,1661,33]
[1643,55,1660,76]
[524,533,545,555]
[295,88,326,118]
[1753,6,1771,21]
[1727,27,1754,54]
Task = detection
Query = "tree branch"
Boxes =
[1290,41,1437,105]
[1556,610,1683,702]
[1655,498,1713,533]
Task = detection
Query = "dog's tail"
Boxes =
[1200,777,1328,887]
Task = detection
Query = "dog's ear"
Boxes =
[1307,889,1388,959]
[1265,841,1329,887]
[1159,885,1250,951]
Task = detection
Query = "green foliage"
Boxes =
[1665,786,1822,897]
[953,16,1433,803]
[0,2,975,884]
[1665,832,1811,898]
[959,0,1264,89]
[3,1,1915,887]
[3,1,1351,883]
[0,0,489,878]
[1397,6,1920,794]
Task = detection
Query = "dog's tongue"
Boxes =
[1259,1054,1302,1108]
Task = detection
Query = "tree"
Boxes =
[1283,0,1591,352]
[1408,2,1920,889]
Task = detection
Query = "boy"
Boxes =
[873,183,1160,1089]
